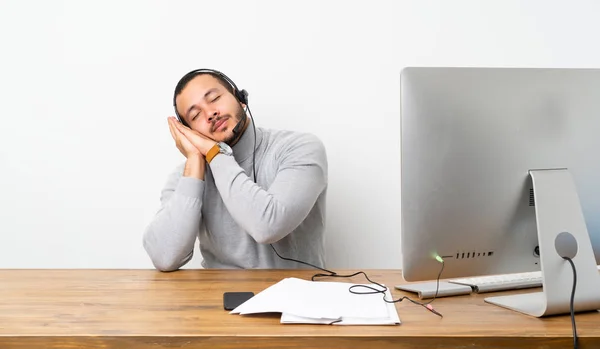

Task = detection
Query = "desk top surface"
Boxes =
[0,269,598,349]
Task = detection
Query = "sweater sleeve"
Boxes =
[142,164,205,271]
[208,133,327,244]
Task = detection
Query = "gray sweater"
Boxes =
[143,120,328,271]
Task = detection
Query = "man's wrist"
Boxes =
[202,141,217,156]
[205,142,220,163]
[183,155,205,179]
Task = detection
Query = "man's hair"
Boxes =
[174,72,236,101]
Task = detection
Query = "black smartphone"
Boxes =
[223,291,255,310]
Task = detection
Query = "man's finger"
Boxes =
[178,131,195,149]
[172,119,189,132]
[174,123,198,140]
[175,121,210,142]
[167,118,178,141]
[172,118,196,134]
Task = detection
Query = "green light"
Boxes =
[435,255,444,263]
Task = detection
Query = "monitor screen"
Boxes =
[399,67,600,316]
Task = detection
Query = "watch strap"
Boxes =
[205,143,220,164]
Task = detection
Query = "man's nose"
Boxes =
[207,110,219,122]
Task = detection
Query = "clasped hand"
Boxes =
[167,117,216,159]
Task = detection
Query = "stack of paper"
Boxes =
[230,277,400,325]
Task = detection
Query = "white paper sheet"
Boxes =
[230,277,400,325]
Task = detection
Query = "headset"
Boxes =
[172,68,249,136]
[172,68,257,181]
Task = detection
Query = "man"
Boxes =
[143,69,328,271]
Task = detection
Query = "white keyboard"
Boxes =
[448,265,600,293]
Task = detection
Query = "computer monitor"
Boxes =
[399,67,600,317]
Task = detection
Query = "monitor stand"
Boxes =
[485,168,600,317]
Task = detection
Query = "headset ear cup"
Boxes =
[238,89,249,105]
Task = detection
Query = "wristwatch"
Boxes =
[206,142,233,164]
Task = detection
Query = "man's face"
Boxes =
[175,74,246,144]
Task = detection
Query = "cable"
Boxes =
[426,257,446,305]
[320,260,446,317]
[246,102,444,318]
[271,241,446,318]
[246,107,344,280]
[269,244,337,275]
[322,266,445,317]
[246,105,257,182]
[563,257,578,349]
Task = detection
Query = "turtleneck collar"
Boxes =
[230,117,263,163]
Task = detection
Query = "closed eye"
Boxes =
[192,110,201,121]
[211,95,221,102]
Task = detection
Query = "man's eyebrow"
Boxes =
[185,88,221,119]
[204,88,219,98]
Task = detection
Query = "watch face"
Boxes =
[218,142,233,155]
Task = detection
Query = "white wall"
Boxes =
[0,0,598,269]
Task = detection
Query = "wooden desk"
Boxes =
[0,269,598,348]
